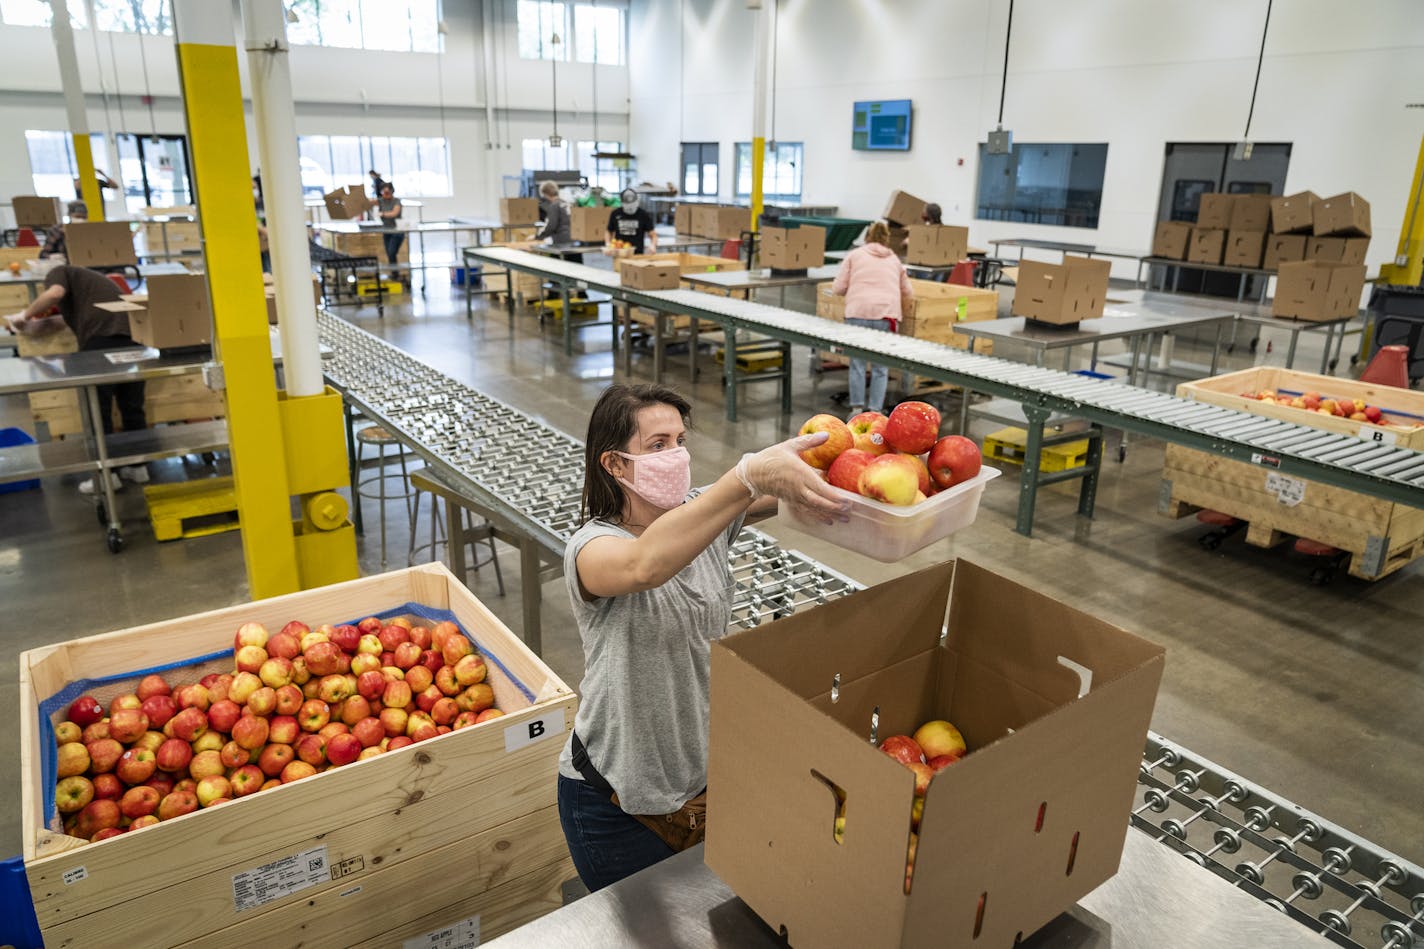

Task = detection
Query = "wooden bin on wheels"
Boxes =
[1160,366,1424,580]
[20,563,577,948]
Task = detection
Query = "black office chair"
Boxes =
[1370,314,1424,386]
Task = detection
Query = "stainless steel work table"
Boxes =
[680,264,843,310]
[484,832,1326,948]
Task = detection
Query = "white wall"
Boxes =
[0,0,631,220]
[630,0,1424,277]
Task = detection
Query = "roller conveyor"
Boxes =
[466,247,1424,511]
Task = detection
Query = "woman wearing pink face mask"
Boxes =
[557,383,846,892]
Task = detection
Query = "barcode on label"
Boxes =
[403,914,480,949]
[231,846,329,913]
[1265,472,1306,507]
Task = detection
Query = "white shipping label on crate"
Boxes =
[504,711,566,753]
[1358,424,1398,446]
[404,913,480,949]
[62,866,87,886]
[1265,472,1306,507]
[231,845,329,913]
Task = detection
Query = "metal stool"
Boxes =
[354,424,414,566]
[407,468,505,595]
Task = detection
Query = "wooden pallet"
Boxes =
[984,427,1090,472]
[715,348,784,373]
[144,476,240,541]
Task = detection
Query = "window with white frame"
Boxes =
[517,1,625,65]
[578,141,627,192]
[522,138,572,173]
[284,0,442,53]
[297,135,452,198]
[734,142,803,201]
[0,0,83,28]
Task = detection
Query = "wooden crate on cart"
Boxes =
[20,563,577,948]
[1159,366,1424,580]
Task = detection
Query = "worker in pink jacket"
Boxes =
[831,221,914,417]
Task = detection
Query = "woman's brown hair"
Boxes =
[865,220,891,246]
[581,383,692,524]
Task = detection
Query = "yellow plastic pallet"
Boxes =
[714,349,784,373]
[355,280,403,297]
[984,426,1089,472]
[144,476,241,542]
[533,297,600,320]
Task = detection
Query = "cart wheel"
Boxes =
[106,529,125,554]
[1308,566,1333,586]
[1199,533,1223,551]
[1117,445,1127,463]
[96,501,107,526]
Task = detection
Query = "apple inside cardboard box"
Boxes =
[706,560,1165,949]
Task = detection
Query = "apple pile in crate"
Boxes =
[1245,388,1413,426]
[52,617,504,845]
[799,402,981,504]
[879,719,968,894]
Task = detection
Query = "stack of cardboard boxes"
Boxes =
[882,189,929,256]
[760,225,825,272]
[569,205,608,243]
[687,205,751,242]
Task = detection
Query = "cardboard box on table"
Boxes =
[692,205,751,241]
[64,221,138,267]
[1186,227,1225,265]
[760,225,825,271]
[1228,195,1272,232]
[20,563,577,948]
[620,258,682,290]
[1272,261,1366,322]
[569,205,609,243]
[1264,234,1307,270]
[94,272,212,349]
[1195,193,1236,229]
[1222,231,1266,269]
[500,197,540,226]
[12,195,62,228]
[883,189,929,227]
[323,185,371,220]
[1011,255,1110,325]
[674,203,695,235]
[706,560,1165,949]
[1150,221,1192,259]
[905,225,968,266]
[1312,192,1371,237]
[1269,191,1317,234]
[1305,236,1370,266]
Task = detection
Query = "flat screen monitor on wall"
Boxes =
[852,99,912,151]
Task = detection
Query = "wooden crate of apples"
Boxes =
[1245,387,1396,425]
[51,616,503,841]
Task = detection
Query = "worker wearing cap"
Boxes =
[39,200,88,259]
[606,188,658,255]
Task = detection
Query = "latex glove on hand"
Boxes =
[737,432,850,524]
[4,313,26,334]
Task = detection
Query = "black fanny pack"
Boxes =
[570,731,616,798]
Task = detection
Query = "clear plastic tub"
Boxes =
[785,465,1001,562]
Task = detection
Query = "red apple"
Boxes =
[86,738,124,773]
[280,620,310,639]
[357,670,387,702]
[136,674,171,701]
[81,721,111,744]
[155,738,193,773]
[453,654,488,687]
[274,684,304,716]
[107,707,149,744]
[231,715,270,751]
[387,735,413,752]
[379,707,408,737]
[318,721,350,740]
[144,773,175,798]
[156,790,198,821]
[119,784,161,819]
[234,621,269,650]
[206,674,233,703]
[329,624,361,653]
[913,720,967,760]
[228,671,262,706]
[169,706,209,743]
[338,695,369,726]
[67,695,104,727]
[452,711,479,730]
[108,693,142,715]
[928,435,982,489]
[139,692,177,729]
[457,684,495,715]
[266,631,302,660]
[196,776,231,807]
[229,765,264,797]
[174,683,211,712]
[303,641,344,677]
[318,674,352,704]
[75,799,122,838]
[352,717,385,748]
[234,644,269,675]
[884,401,941,454]
[55,775,95,814]
[91,772,124,801]
[404,665,435,694]
[356,633,383,656]
[416,684,443,713]
[474,708,505,724]
[257,743,295,778]
[326,733,363,767]
[260,779,282,792]
[906,762,934,795]
[797,414,854,469]
[409,626,433,650]
[378,625,410,652]
[927,753,960,771]
[207,699,242,734]
[1365,405,1383,423]
[298,700,331,733]
[350,653,381,676]
[259,657,294,689]
[441,633,474,667]
[220,741,251,769]
[189,749,225,780]
[430,697,460,726]
[246,686,278,717]
[847,411,891,456]
[859,454,920,506]
[899,452,931,495]
[880,735,924,766]
[128,814,160,831]
[393,641,422,670]
[281,760,317,783]
[435,666,462,697]
[115,747,157,784]
[358,616,383,634]
[295,733,328,765]
[56,742,90,778]
[268,714,300,746]
[418,650,443,674]
[827,448,876,493]
[383,680,413,710]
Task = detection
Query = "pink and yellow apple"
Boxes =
[796,414,854,469]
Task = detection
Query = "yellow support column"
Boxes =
[173,1,300,599]
[1379,133,1424,289]
[72,135,104,221]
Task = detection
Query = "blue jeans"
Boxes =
[557,773,675,892]
[846,317,892,414]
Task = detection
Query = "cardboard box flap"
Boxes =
[718,562,953,698]
[94,300,146,313]
[708,648,923,947]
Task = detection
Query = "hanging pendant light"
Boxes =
[547,25,563,147]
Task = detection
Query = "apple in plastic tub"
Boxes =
[827,448,876,494]
[899,453,931,495]
[884,401,940,455]
[858,454,921,506]
[928,435,982,490]
[797,414,854,469]
[847,411,890,456]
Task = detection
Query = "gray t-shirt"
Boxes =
[558,503,745,814]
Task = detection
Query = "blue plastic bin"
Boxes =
[0,428,40,494]
[0,855,43,949]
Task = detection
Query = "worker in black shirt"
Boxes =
[606,188,658,255]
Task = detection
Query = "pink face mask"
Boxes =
[614,446,691,510]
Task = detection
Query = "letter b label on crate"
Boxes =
[504,712,564,753]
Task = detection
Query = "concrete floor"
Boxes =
[2,275,1420,875]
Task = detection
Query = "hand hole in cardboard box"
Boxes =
[810,769,848,846]
[1066,830,1080,876]
[973,891,988,938]
[1035,801,1047,833]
